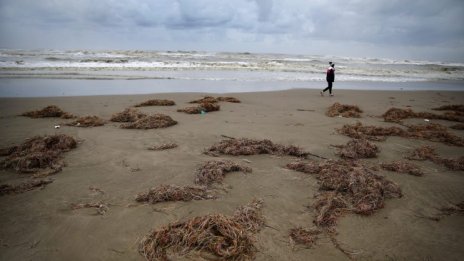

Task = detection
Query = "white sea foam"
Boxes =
[0,49,463,82]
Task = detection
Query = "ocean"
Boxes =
[1,49,463,97]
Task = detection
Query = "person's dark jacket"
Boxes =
[326,67,335,82]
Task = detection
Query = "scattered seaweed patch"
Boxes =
[177,102,220,114]
[338,122,464,146]
[21,105,75,119]
[450,124,464,130]
[70,201,109,215]
[138,199,264,261]
[432,104,464,112]
[148,143,178,151]
[121,114,177,129]
[206,138,309,158]
[134,99,175,107]
[333,139,379,159]
[195,159,252,186]
[66,116,106,127]
[189,96,218,104]
[217,97,241,103]
[406,146,464,171]
[0,134,77,174]
[439,201,464,216]
[380,161,424,176]
[110,108,146,122]
[382,107,464,123]
[0,179,53,196]
[289,227,321,248]
[326,102,363,118]
[287,160,402,228]
[135,184,214,204]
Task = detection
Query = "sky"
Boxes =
[0,0,463,62]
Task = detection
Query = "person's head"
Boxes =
[329,61,333,65]
[332,63,335,67]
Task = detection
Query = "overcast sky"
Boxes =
[1,0,463,61]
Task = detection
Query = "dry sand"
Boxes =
[0,89,463,260]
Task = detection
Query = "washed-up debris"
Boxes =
[148,143,178,151]
[406,146,464,170]
[195,159,252,186]
[326,102,363,118]
[0,134,77,174]
[21,105,75,119]
[134,99,175,107]
[66,116,105,127]
[380,160,424,176]
[135,184,214,204]
[138,199,264,261]
[121,114,177,129]
[0,179,53,196]
[333,138,379,159]
[110,108,147,122]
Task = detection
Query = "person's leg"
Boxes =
[329,82,333,95]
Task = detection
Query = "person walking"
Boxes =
[321,62,335,96]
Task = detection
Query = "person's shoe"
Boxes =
[320,91,323,96]
[330,94,334,97]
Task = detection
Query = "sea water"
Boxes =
[0,49,463,97]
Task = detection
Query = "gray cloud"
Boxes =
[0,0,463,61]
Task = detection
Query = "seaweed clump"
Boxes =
[138,199,264,261]
[177,102,220,114]
[135,184,214,204]
[189,96,241,104]
[66,116,106,127]
[0,179,53,196]
[148,143,178,151]
[134,99,175,107]
[21,105,75,119]
[121,114,177,129]
[326,102,363,118]
[338,122,464,146]
[289,227,321,248]
[432,104,464,112]
[382,107,464,123]
[406,146,464,171]
[287,160,402,229]
[217,97,241,103]
[439,201,464,216]
[194,159,252,186]
[206,138,309,158]
[380,161,423,176]
[110,108,146,122]
[0,134,77,174]
[334,139,379,159]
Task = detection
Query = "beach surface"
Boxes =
[0,89,463,261]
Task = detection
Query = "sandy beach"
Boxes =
[0,89,463,261]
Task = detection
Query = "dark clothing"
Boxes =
[323,82,332,94]
[326,67,335,82]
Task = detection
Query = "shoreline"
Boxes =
[0,78,463,98]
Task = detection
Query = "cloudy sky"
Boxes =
[1,0,463,61]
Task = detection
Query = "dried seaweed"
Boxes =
[188,96,218,104]
[70,201,109,215]
[0,179,53,196]
[432,105,464,112]
[450,124,464,130]
[439,201,464,216]
[287,160,402,228]
[110,108,147,122]
[177,102,220,114]
[121,114,177,129]
[195,159,252,186]
[326,102,363,118]
[382,107,464,123]
[338,122,464,146]
[406,146,464,170]
[148,143,178,151]
[21,105,75,119]
[0,134,77,174]
[380,161,424,176]
[217,97,241,103]
[134,99,175,107]
[289,227,321,247]
[138,199,264,261]
[206,138,309,158]
[334,139,379,159]
[66,116,106,127]
[135,184,214,204]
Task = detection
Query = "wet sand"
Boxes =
[0,89,463,260]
